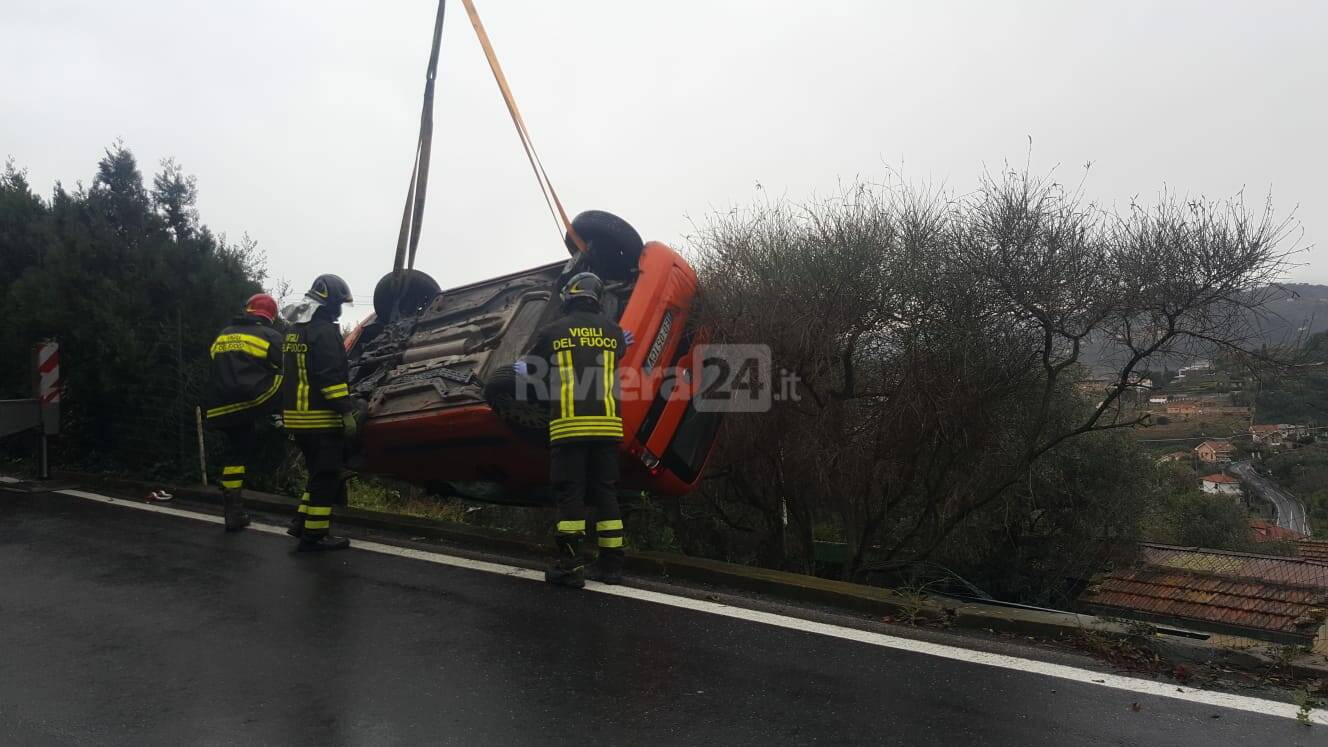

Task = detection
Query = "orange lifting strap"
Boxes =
[460,0,588,254]
[395,0,587,275]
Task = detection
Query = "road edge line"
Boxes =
[46,486,1328,726]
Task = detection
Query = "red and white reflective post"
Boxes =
[34,341,59,478]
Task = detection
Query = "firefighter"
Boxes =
[520,272,636,587]
[281,274,358,551]
[204,293,285,531]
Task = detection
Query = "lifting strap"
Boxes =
[393,0,447,273]
[393,0,587,279]
[459,0,587,253]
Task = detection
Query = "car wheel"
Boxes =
[373,269,441,321]
[564,210,644,280]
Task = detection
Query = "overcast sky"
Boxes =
[4,0,1326,323]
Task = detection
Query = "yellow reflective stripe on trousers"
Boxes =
[220,479,243,489]
[298,492,310,514]
[205,375,283,419]
[305,506,332,517]
[296,353,309,411]
[557,519,586,534]
[596,519,624,531]
[222,465,245,476]
[603,349,615,418]
[303,519,330,530]
[321,383,349,399]
[210,333,270,359]
[598,536,624,548]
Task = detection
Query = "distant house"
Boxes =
[1079,544,1328,651]
[1251,424,1312,448]
[1250,520,1306,543]
[1281,424,1311,443]
[1200,473,1242,495]
[1167,402,1201,418]
[1250,424,1284,446]
[1195,440,1235,464]
[1156,451,1191,464]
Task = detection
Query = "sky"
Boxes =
[4,0,1326,325]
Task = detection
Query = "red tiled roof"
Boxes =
[1201,474,1241,485]
[1195,440,1234,452]
[1250,520,1306,542]
[1299,541,1328,563]
[1251,424,1281,433]
[1079,544,1328,642]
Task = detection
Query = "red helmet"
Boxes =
[244,293,278,322]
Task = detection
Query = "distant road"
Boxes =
[1230,460,1311,537]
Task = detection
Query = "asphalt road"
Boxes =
[1230,460,1310,536]
[0,488,1320,746]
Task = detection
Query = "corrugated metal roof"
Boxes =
[1079,544,1328,641]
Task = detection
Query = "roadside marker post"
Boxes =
[34,340,60,479]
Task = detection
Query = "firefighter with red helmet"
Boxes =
[204,292,285,531]
[281,274,359,551]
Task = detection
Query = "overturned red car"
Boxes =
[344,211,719,504]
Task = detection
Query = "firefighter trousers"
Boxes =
[216,419,266,494]
[551,441,623,554]
[294,432,346,538]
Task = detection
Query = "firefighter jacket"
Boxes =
[204,314,284,426]
[281,314,352,432]
[528,308,626,444]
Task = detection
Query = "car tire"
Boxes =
[564,210,644,280]
[483,361,549,438]
[373,269,441,321]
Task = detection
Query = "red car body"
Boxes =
[344,240,719,503]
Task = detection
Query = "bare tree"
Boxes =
[690,168,1298,579]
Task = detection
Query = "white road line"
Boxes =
[45,486,1328,725]
[0,476,22,484]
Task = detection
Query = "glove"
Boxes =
[341,411,359,440]
[513,360,529,377]
[623,329,636,347]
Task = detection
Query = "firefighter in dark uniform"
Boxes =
[521,272,636,587]
[204,293,285,531]
[281,274,358,551]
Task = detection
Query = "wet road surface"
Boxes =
[0,488,1318,745]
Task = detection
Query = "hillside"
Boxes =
[1083,283,1328,374]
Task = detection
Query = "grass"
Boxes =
[346,478,469,524]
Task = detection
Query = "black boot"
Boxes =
[287,493,309,538]
[545,535,586,589]
[298,534,350,552]
[595,548,626,585]
[222,489,250,532]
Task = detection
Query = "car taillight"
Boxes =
[640,449,661,470]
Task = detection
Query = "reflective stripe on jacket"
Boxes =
[204,315,284,423]
[528,309,626,444]
[281,315,352,432]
